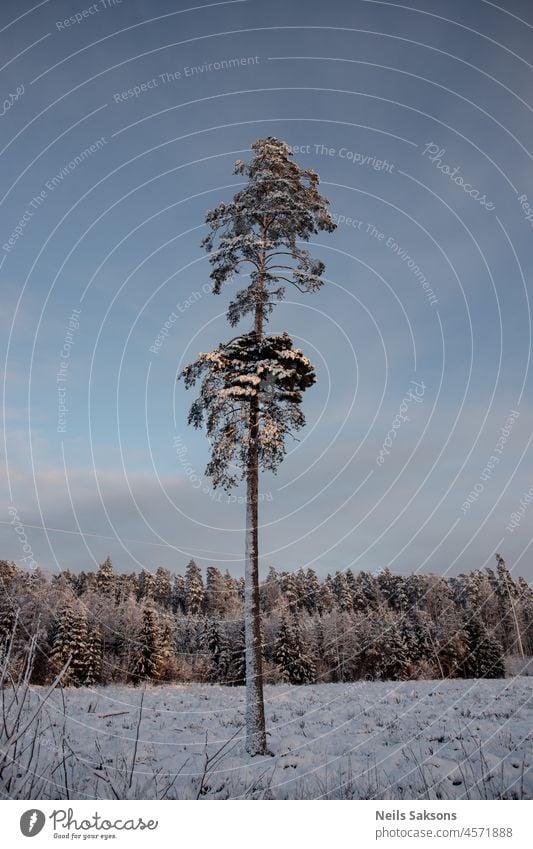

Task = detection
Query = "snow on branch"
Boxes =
[179,332,316,490]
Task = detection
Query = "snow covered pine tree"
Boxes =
[180,138,336,754]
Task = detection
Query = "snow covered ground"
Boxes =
[6,678,533,799]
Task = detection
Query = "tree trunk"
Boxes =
[243,218,269,755]
[244,391,267,755]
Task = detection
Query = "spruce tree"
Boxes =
[462,612,505,679]
[318,575,336,614]
[137,569,157,602]
[154,567,173,609]
[131,606,163,683]
[364,612,409,681]
[206,619,230,682]
[0,590,17,652]
[185,559,205,615]
[0,559,18,586]
[333,571,353,612]
[281,571,300,613]
[402,610,432,665]
[95,556,114,596]
[180,138,335,754]
[495,553,524,657]
[437,628,469,679]
[304,568,321,615]
[345,569,358,608]
[171,574,186,614]
[205,566,227,617]
[517,577,533,655]
[227,624,246,686]
[296,568,308,609]
[49,599,90,686]
[358,571,380,609]
[273,618,316,684]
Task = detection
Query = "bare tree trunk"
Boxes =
[243,220,268,755]
[244,392,267,755]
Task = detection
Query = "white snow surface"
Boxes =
[14,679,533,799]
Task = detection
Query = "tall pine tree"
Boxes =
[180,138,335,754]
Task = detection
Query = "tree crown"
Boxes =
[179,137,335,490]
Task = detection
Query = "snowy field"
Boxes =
[4,678,532,800]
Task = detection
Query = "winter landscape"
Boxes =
[2,677,532,801]
[1,555,532,799]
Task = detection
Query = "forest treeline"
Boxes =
[0,555,531,687]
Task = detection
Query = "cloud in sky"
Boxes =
[1,0,532,579]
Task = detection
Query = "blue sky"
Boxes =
[1,0,532,579]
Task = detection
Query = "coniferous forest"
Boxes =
[1,555,531,688]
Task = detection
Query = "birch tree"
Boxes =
[180,137,336,754]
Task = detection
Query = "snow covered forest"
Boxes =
[1,556,532,800]
[1,555,531,688]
